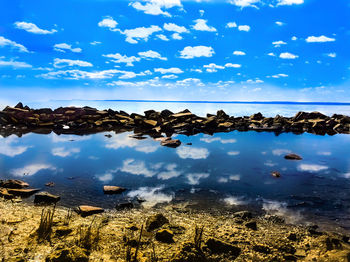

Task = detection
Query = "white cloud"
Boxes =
[223,196,246,205]
[98,16,118,29]
[226,22,237,28]
[131,0,182,17]
[225,63,241,68]
[103,53,141,66]
[172,33,182,40]
[186,173,209,185]
[279,52,298,59]
[120,25,162,44]
[105,133,158,153]
[273,40,287,47]
[127,186,173,208]
[238,25,250,32]
[327,53,336,58]
[162,74,178,79]
[192,19,217,32]
[163,23,189,33]
[120,159,155,177]
[97,173,113,183]
[271,73,288,78]
[176,146,209,159]
[0,58,32,68]
[157,164,182,180]
[291,36,298,41]
[0,36,29,53]
[0,136,30,157]
[11,163,56,177]
[53,58,93,68]
[52,147,80,157]
[268,52,276,57]
[306,35,336,43]
[156,34,169,41]
[14,21,57,34]
[228,151,240,156]
[138,50,167,60]
[90,41,101,45]
[54,43,82,53]
[275,21,284,26]
[272,149,291,156]
[179,46,214,59]
[229,0,259,8]
[233,50,246,56]
[154,67,183,74]
[200,136,237,143]
[204,63,225,73]
[277,0,304,6]
[297,164,328,172]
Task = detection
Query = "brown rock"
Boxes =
[103,186,126,194]
[271,171,281,178]
[7,188,40,197]
[161,139,181,148]
[0,179,29,189]
[77,205,104,217]
[0,188,15,199]
[146,213,169,231]
[155,229,175,243]
[284,153,302,160]
[34,192,60,204]
[205,238,241,256]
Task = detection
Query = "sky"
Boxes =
[0,0,350,104]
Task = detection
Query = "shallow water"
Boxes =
[1,128,350,231]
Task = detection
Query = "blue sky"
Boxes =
[0,0,349,103]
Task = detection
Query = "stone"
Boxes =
[0,179,29,189]
[45,245,89,262]
[155,229,175,243]
[7,188,40,197]
[245,220,257,230]
[271,171,281,178]
[55,226,73,237]
[253,244,271,254]
[161,139,181,148]
[115,201,134,210]
[284,153,302,160]
[146,213,169,231]
[205,238,241,256]
[45,182,55,187]
[233,211,252,220]
[77,205,104,217]
[103,186,126,194]
[34,192,60,204]
[250,112,264,121]
[0,188,14,199]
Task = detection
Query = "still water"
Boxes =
[0,102,350,232]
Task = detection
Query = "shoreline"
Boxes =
[1,198,350,261]
[0,103,350,140]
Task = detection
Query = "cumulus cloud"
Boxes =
[156,34,169,41]
[279,52,298,59]
[138,50,167,60]
[233,50,246,56]
[297,163,328,172]
[228,151,240,156]
[192,19,217,32]
[226,22,237,28]
[14,21,57,34]
[127,186,173,208]
[120,25,162,44]
[306,35,336,43]
[238,25,250,32]
[229,0,259,8]
[327,53,336,58]
[54,43,82,53]
[179,46,215,59]
[11,163,56,177]
[203,63,241,73]
[163,23,189,33]
[0,36,29,53]
[186,173,209,185]
[275,21,285,26]
[154,67,183,74]
[273,40,287,47]
[172,33,182,40]
[103,53,141,66]
[120,159,155,177]
[176,146,209,159]
[271,73,288,78]
[53,58,93,68]
[0,58,32,68]
[98,16,118,29]
[105,133,158,153]
[0,136,30,157]
[272,149,292,156]
[131,0,182,17]
[52,147,80,157]
[277,0,304,6]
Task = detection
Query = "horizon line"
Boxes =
[49,99,350,106]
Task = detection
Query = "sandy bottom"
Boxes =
[0,198,350,262]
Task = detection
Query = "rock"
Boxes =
[171,243,207,262]
[250,112,264,121]
[155,229,175,243]
[15,102,24,109]
[146,213,169,231]
[0,188,15,199]
[45,245,89,262]
[115,201,134,210]
[288,233,297,241]
[45,182,55,187]
[55,226,73,237]
[233,211,252,220]
[7,188,40,197]
[205,238,241,256]
[245,220,257,230]
[253,244,271,254]
[284,153,302,160]
[34,192,60,204]
[294,249,306,257]
[171,112,193,119]
[0,179,29,189]
[271,171,281,178]
[160,139,181,148]
[103,186,126,194]
[77,205,104,217]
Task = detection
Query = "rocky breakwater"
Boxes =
[1,103,350,142]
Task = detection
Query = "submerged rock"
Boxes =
[146,213,169,231]
[103,186,126,194]
[271,171,281,178]
[115,201,134,210]
[7,188,40,197]
[77,205,104,217]
[45,245,89,262]
[155,229,175,243]
[245,220,257,230]
[284,153,303,160]
[34,192,60,204]
[205,238,241,257]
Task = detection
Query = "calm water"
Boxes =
[1,102,350,231]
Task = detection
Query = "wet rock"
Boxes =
[284,153,302,160]
[288,233,297,241]
[45,182,55,187]
[146,213,169,231]
[155,229,175,243]
[161,139,181,148]
[45,245,89,262]
[271,171,281,178]
[250,112,264,121]
[34,192,60,204]
[253,244,271,254]
[0,179,29,189]
[103,186,126,194]
[294,249,306,257]
[55,226,73,237]
[115,201,134,210]
[171,243,207,262]
[233,211,252,220]
[0,188,15,199]
[77,205,104,217]
[244,220,257,230]
[7,188,40,197]
[205,238,241,256]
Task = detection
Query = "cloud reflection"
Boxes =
[127,186,173,208]
[176,146,209,159]
[105,133,158,153]
[11,163,56,177]
[297,164,328,172]
[0,136,30,157]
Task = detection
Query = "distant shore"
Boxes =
[1,103,350,140]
